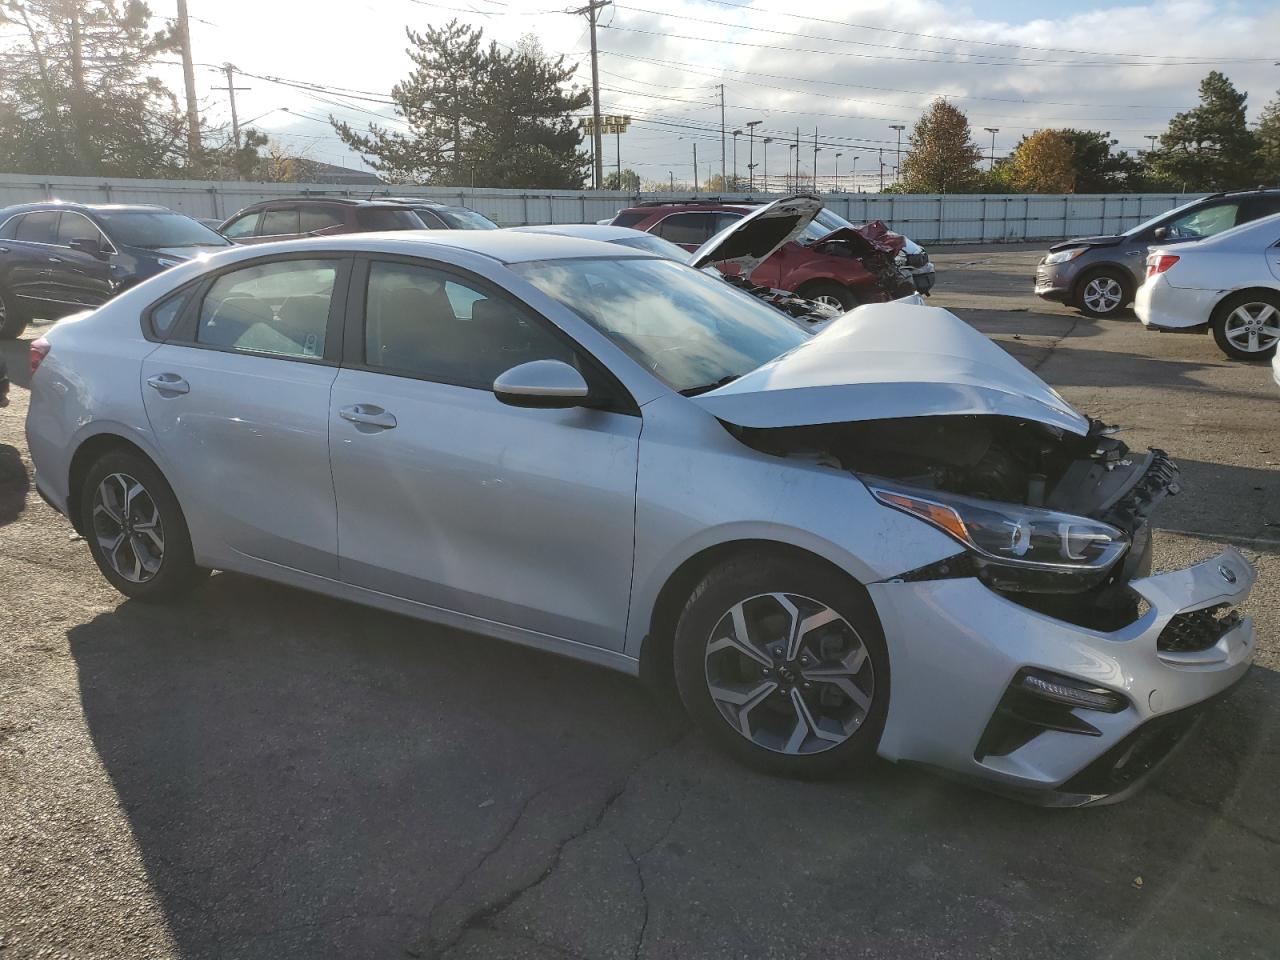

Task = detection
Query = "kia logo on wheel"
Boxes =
[1219,564,1237,584]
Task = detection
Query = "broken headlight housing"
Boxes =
[869,481,1128,592]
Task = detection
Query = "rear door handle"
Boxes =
[146,373,190,395]
[0,246,9,254]
[339,404,397,429]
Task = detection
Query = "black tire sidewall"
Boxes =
[1212,292,1280,361]
[672,551,891,779]
[81,449,202,602]
[1075,268,1130,318]
[0,286,28,339]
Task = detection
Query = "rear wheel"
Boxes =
[1211,293,1280,361]
[81,449,206,601]
[672,551,889,778]
[799,280,859,313]
[0,285,28,339]
[1075,269,1130,318]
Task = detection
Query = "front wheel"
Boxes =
[1076,269,1130,318]
[0,285,28,339]
[799,280,859,313]
[1211,293,1280,361]
[672,551,890,778]
[81,449,206,601]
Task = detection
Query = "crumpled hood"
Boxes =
[812,219,905,256]
[691,302,1090,435]
[691,194,823,272]
[1048,235,1123,252]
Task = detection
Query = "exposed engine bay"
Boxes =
[718,273,842,324]
[728,414,1183,627]
[803,221,919,301]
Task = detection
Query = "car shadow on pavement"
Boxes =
[0,443,30,526]
[67,572,1280,959]
[1,333,35,391]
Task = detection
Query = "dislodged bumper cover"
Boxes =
[868,547,1255,800]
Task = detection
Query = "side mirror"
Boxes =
[493,359,590,409]
[69,236,108,260]
[1151,226,1168,241]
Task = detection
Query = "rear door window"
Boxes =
[221,212,260,239]
[356,208,422,231]
[15,211,59,244]
[196,258,338,360]
[259,208,301,238]
[299,206,345,233]
[653,212,717,246]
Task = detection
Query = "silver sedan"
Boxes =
[25,231,1256,802]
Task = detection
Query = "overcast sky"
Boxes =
[168,0,1280,188]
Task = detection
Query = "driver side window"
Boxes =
[362,260,576,389]
[1166,203,1239,239]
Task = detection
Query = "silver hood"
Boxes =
[690,194,823,273]
[691,302,1090,435]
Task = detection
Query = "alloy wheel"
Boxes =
[703,592,875,756]
[1082,276,1123,314]
[1222,302,1280,354]
[812,294,846,311]
[92,472,165,583]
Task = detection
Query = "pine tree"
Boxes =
[1257,90,1280,184]
[1148,71,1260,191]
[898,99,983,193]
[0,0,187,176]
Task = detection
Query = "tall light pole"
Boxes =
[851,155,858,192]
[983,127,999,171]
[787,142,797,192]
[762,137,772,192]
[1145,134,1159,153]
[834,152,843,192]
[878,148,885,192]
[889,124,905,185]
[732,129,742,190]
[746,120,762,191]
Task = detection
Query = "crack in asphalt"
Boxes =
[423,731,689,960]
[1029,313,1082,373]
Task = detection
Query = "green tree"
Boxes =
[601,168,641,191]
[0,0,188,176]
[333,24,588,187]
[1056,129,1142,192]
[1148,71,1259,191]
[898,99,983,193]
[1257,90,1280,184]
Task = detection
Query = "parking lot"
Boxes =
[1,244,1277,959]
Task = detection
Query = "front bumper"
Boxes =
[1034,259,1076,301]
[869,547,1256,805]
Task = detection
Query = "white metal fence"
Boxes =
[0,173,1201,244]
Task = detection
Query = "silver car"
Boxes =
[25,231,1256,803]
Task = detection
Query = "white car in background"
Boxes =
[1136,212,1280,360]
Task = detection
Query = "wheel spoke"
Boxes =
[717,679,777,737]
[1248,329,1259,352]
[790,606,840,661]
[711,601,771,667]
[131,534,162,573]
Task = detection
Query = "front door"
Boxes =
[45,212,114,309]
[328,257,641,650]
[140,254,350,576]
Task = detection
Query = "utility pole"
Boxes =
[719,84,726,187]
[834,152,842,192]
[693,140,698,192]
[983,127,999,171]
[570,0,610,188]
[890,124,905,184]
[212,63,251,151]
[762,137,772,193]
[794,127,800,187]
[746,120,761,191]
[812,127,819,192]
[851,156,858,192]
[175,0,201,161]
[669,171,674,191]
[879,148,885,192]
[787,143,796,192]
[732,129,741,191]
[616,127,621,189]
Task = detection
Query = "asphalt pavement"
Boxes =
[1,246,1278,960]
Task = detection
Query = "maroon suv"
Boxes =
[219,197,426,244]
[611,200,910,310]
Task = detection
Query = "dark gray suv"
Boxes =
[1035,189,1280,317]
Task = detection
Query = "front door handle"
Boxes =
[146,373,190,395]
[339,404,397,429]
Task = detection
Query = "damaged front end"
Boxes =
[806,220,918,301]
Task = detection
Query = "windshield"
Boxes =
[611,232,692,262]
[427,207,498,229]
[94,211,230,249]
[514,256,809,393]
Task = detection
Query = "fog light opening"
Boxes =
[1019,669,1127,714]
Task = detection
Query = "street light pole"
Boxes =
[787,143,797,193]
[834,152,843,192]
[746,119,762,192]
[889,124,905,185]
[762,137,772,193]
[732,129,741,191]
[983,127,999,171]
[851,156,858,192]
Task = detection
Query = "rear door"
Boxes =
[256,205,302,242]
[139,253,350,575]
[0,211,61,312]
[44,212,114,309]
[328,255,641,650]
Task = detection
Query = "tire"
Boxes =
[80,449,206,602]
[0,285,29,339]
[1211,292,1280,361]
[799,280,859,312]
[1075,268,1131,318]
[672,550,890,779]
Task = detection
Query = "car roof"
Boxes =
[619,201,753,216]
[207,230,656,266]
[511,223,653,242]
[0,201,172,216]
[232,197,418,211]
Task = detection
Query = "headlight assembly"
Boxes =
[869,481,1129,592]
[1043,248,1085,266]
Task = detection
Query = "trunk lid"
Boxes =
[691,302,1090,435]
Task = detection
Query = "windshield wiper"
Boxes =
[679,374,740,397]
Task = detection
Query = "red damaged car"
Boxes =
[610,197,920,310]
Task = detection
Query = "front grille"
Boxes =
[1158,604,1241,653]
[1035,269,1051,286]
[1099,449,1180,533]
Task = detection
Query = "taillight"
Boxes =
[30,337,50,376]
[1146,254,1179,279]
